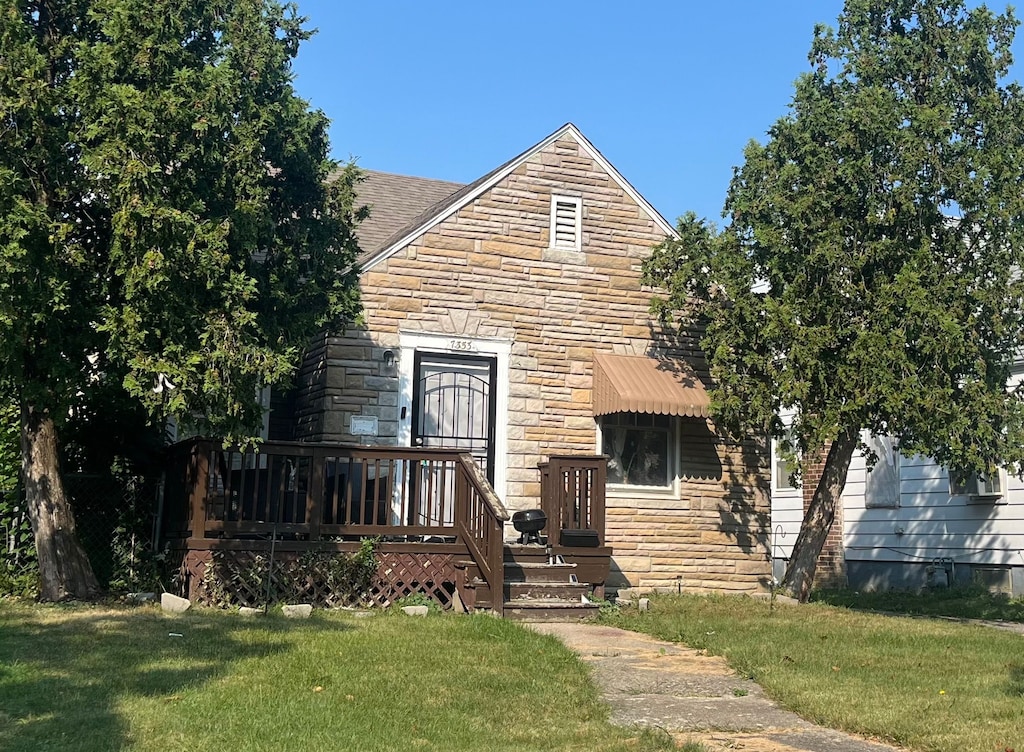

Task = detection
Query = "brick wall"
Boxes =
[802,444,847,589]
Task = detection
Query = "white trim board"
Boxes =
[397,330,511,503]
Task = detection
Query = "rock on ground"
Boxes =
[160,593,191,614]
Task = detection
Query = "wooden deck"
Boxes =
[161,439,610,616]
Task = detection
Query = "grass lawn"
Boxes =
[607,593,1024,752]
[0,602,674,752]
[812,585,1024,622]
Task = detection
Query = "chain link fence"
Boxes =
[1,474,163,597]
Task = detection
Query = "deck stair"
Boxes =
[457,543,601,621]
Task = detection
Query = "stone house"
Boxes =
[272,123,771,594]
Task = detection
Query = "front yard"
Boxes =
[607,593,1024,752]
[0,603,672,752]
[6,592,1024,752]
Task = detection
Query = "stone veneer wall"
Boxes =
[607,421,770,592]
[291,134,771,592]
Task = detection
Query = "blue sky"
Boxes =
[291,1,1022,226]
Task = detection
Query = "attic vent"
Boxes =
[550,195,582,250]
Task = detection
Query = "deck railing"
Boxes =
[165,439,510,612]
[538,455,608,547]
[454,455,506,609]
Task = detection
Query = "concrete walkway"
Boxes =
[529,623,904,752]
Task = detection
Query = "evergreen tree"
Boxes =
[0,0,362,600]
[645,0,1024,599]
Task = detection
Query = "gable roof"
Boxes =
[357,123,677,272]
[354,171,464,258]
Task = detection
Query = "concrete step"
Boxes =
[504,561,578,583]
[506,581,592,601]
[501,599,600,622]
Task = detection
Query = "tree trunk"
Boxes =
[781,426,859,602]
[21,403,102,601]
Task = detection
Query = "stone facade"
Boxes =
[288,127,771,593]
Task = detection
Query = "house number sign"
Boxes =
[449,339,476,352]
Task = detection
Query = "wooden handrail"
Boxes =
[456,453,509,522]
[453,454,507,617]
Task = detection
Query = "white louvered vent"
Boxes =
[550,195,582,250]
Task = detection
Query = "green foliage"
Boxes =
[0,0,362,445]
[645,0,1024,476]
[99,480,163,593]
[1,473,162,597]
[0,1,362,596]
[0,401,36,595]
[588,595,621,617]
[392,591,441,612]
[299,537,378,602]
[0,557,38,599]
[0,402,17,490]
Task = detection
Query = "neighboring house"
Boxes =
[771,393,1024,596]
[270,123,772,594]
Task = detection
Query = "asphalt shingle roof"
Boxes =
[353,170,464,260]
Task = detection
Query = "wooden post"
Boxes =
[188,442,210,541]
[488,510,504,618]
[592,457,607,547]
[306,447,324,541]
[453,460,469,539]
[538,460,561,532]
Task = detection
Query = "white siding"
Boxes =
[771,490,803,559]
[769,411,803,559]
[843,450,1024,567]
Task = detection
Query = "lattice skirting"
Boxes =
[371,552,458,610]
[178,549,459,610]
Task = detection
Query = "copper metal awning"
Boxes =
[592,353,710,418]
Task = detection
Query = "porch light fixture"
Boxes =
[382,349,397,372]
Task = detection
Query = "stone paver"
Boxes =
[529,623,902,752]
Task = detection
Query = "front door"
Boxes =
[412,352,497,483]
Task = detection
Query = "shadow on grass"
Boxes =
[810,585,1024,623]
[0,604,350,752]
[1008,663,1024,698]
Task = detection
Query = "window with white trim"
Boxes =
[772,435,799,491]
[601,412,673,488]
[550,195,582,250]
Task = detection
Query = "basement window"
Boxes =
[550,195,582,250]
